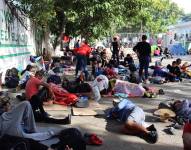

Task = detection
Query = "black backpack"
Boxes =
[5,68,20,88]
[51,128,86,150]
[47,75,61,85]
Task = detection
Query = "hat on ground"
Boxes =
[154,108,176,122]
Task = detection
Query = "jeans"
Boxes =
[139,56,150,80]
[0,101,53,141]
[112,50,119,65]
[30,88,49,115]
[75,55,88,80]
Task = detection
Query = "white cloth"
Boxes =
[91,75,109,101]
[92,75,109,91]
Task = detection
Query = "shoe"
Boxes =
[163,127,175,135]
[146,131,158,144]
[140,131,158,144]
[146,124,157,131]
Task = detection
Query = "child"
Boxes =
[124,54,134,67]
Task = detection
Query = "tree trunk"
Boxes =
[42,29,54,55]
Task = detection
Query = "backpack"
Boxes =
[47,75,61,85]
[51,128,86,150]
[5,68,20,88]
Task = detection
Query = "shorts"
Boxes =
[127,106,145,126]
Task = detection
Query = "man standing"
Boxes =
[74,41,91,80]
[133,35,151,83]
[111,37,120,65]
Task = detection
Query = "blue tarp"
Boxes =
[169,43,187,55]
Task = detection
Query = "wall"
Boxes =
[0,0,35,80]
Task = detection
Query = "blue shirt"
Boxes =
[108,98,135,122]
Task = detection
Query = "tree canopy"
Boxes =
[5,0,183,48]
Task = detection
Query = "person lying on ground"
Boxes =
[0,96,73,150]
[0,98,56,141]
[107,98,158,144]
[91,75,146,102]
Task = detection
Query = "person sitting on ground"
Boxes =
[166,61,182,82]
[181,62,191,78]
[107,98,158,144]
[124,54,134,67]
[176,58,182,68]
[25,71,54,117]
[154,47,160,56]
[25,70,71,124]
[25,70,55,118]
[152,61,167,77]
[183,122,191,150]
[18,65,36,89]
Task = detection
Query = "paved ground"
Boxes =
[9,55,191,150]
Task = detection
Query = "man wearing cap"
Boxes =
[108,99,158,144]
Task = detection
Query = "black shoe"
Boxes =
[145,131,158,144]
[16,94,26,101]
[146,124,157,131]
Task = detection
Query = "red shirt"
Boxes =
[74,43,91,56]
[25,76,42,100]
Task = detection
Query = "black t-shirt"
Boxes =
[112,41,119,51]
[168,65,181,76]
[133,41,151,57]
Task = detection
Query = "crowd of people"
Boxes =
[0,35,191,150]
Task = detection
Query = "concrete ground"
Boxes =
[9,55,191,150]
